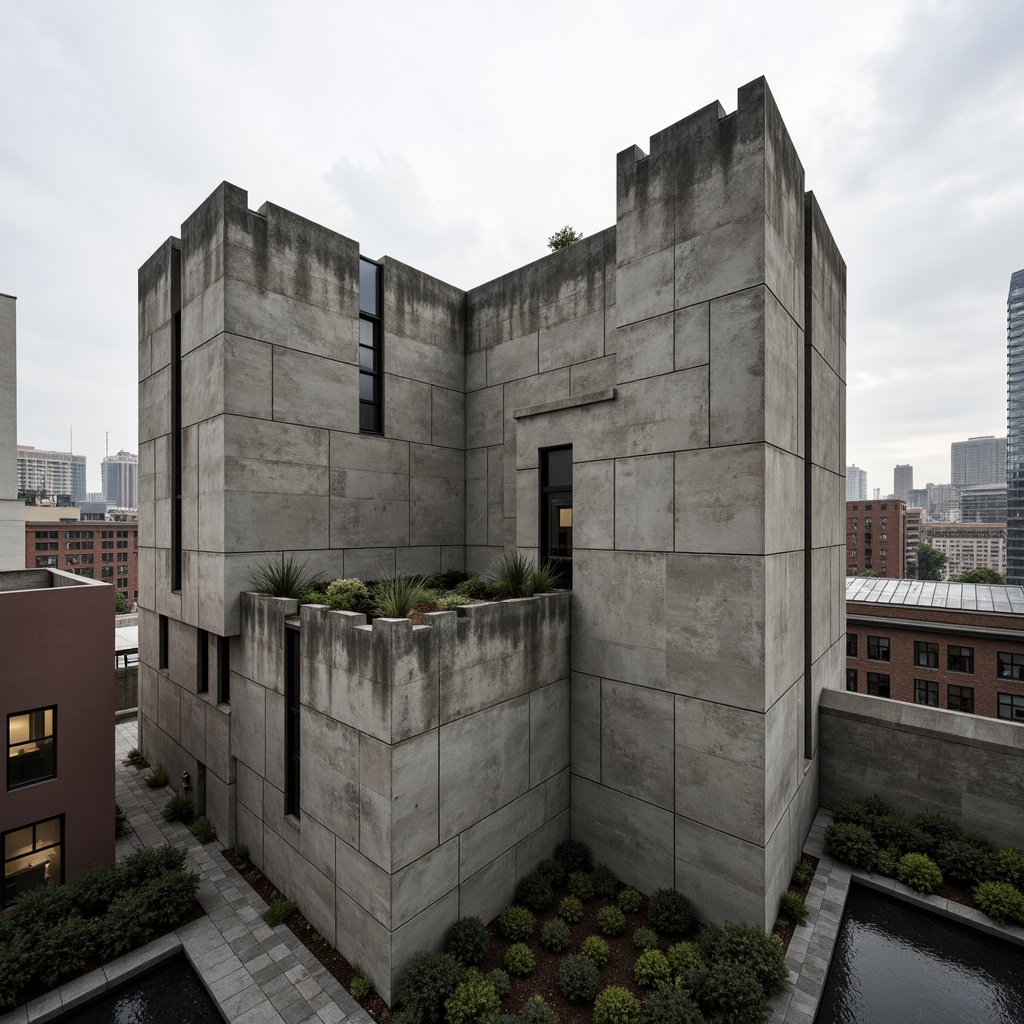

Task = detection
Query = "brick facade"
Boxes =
[846,499,907,577]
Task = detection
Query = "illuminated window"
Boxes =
[2,816,63,907]
[7,708,56,789]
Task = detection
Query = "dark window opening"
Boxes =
[540,446,572,589]
[867,636,890,662]
[285,624,301,818]
[7,707,56,789]
[3,815,63,907]
[170,246,183,592]
[846,633,858,658]
[159,615,169,670]
[846,669,858,692]
[948,645,974,674]
[997,692,1024,721]
[217,635,231,705]
[359,258,383,434]
[948,685,974,714]
[197,628,209,694]
[914,641,939,668]
[914,679,939,707]
[997,651,1024,680]
[867,672,891,698]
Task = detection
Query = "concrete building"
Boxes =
[0,295,21,570]
[16,445,87,506]
[845,576,1024,721]
[845,464,866,501]
[1007,270,1024,584]
[846,499,906,578]
[101,450,139,510]
[960,482,1007,524]
[907,488,928,509]
[926,482,959,522]
[137,79,846,998]
[951,435,1006,488]
[905,506,923,575]
[921,522,1006,581]
[894,464,913,504]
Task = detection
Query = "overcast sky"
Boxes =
[1,0,1022,497]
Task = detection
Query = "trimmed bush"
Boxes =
[790,860,814,887]
[973,881,1024,926]
[484,969,510,1002]
[325,577,374,613]
[162,792,194,823]
[640,984,703,1024]
[0,929,33,1009]
[618,887,643,914]
[596,905,627,937]
[190,817,216,844]
[555,838,593,874]
[558,896,584,923]
[824,821,878,870]
[593,986,642,1024]
[873,846,901,878]
[498,905,535,942]
[778,891,807,926]
[350,968,373,1001]
[444,916,490,966]
[696,922,788,998]
[580,935,610,968]
[692,961,769,1024]
[503,943,535,977]
[632,926,659,951]
[263,897,297,927]
[34,915,97,986]
[518,996,560,1024]
[540,918,572,953]
[515,871,554,912]
[537,858,565,888]
[897,852,943,895]
[910,810,965,853]
[873,814,929,855]
[666,941,702,980]
[395,952,467,1024]
[991,847,1024,888]
[145,765,169,788]
[568,871,595,901]
[936,839,992,888]
[648,889,694,936]
[454,576,494,600]
[634,949,671,988]
[592,863,619,899]
[559,954,599,1003]
[445,970,500,1024]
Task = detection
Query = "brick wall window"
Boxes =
[948,645,974,674]
[867,636,890,662]
[997,693,1024,721]
[914,641,938,668]
[867,673,891,697]
[846,669,858,692]
[913,679,939,707]
[948,685,974,714]
[846,633,858,657]
[997,652,1024,681]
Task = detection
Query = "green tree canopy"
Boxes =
[953,567,1004,584]
[909,542,947,581]
[547,226,583,251]
[115,592,130,615]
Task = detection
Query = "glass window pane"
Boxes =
[359,345,376,371]
[35,818,60,848]
[360,372,376,402]
[359,260,378,315]
[8,714,29,745]
[545,448,572,488]
[4,826,33,860]
[360,403,378,432]
[359,318,375,347]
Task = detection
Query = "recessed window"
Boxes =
[285,624,301,818]
[540,446,573,589]
[948,685,974,714]
[7,708,56,789]
[2,815,63,907]
[197,628,209,695]
[913,679,939,707]
[948,645,974,674]
[867,636,890,662]
[159,615,169,671]
[997,693,1024,721]
[217,635,231,705]
[358,257,383,435]
[997,652,1024,681]
[846,669,858,692]
[846,633,858,658]
[867,673,890,698]
[914,641,938,668]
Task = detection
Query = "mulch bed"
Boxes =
[772,853,818,951]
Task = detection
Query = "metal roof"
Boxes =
[115,625,138,655]
[845,576,1024,614]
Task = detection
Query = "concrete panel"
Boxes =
[336,836,393,928]
[545,767,570,820]
[389,889,459,1007]
[601,679,675,809]
[616,249,674,327]
[301,708,359,847]
[395,546,442,577]
[273,347,357,432]
[466,385,504,449]
[573,460,614,550]
[614,313,673,384]
[674,303,710,370]
[392,730,440,870]
[570,671,601,782]
[392,839,459,928]
[410,444,465,547]
[529,678,570,787]
[515,810,569,877]
[570,355,617,395]
[431,387,465,450]
[487,333,538,386]
[330,497,409,548]
[334,888,391,1003]
[458,786,546,880]
[236,759,263,818]
[386,374,432,443]
[358,732,393,873]
[329,433,409,500]
[539,309,604,372]
[459,848,516,924]
[615,454,674,551]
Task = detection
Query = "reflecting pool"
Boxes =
[60,953,222,1023]
[816,884,1024,1024]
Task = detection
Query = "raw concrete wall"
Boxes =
[819,687,1024,851]
[232,591,570,1003]
[0,293,21,571]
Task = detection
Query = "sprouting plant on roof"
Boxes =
[548,226,584,251]
[374,574,430,618]
[247,554,321,599]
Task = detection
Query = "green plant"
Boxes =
[537,858,565,888]
[127,747,140,759]
[248,553,321,598]
[190,817,216,844]
[634,950,671,988]
[897,852,943,895]
[350,966,374,1001]
[0,928,33,1009]
[445,970,499,1024]
[632,926,658,951]
[517,996,559,1024]
[909,810,964,853]
[488,552,558,599]
[618,887,643,914]
[559,954,599,1002]
[540,918,572,953]
[778,892,807,925]
[263,897,297,927]
[484,969,510,1002]
[691,961,769,1024]
[596,905,627,936]
[234,843,250,864]
[790,860,814,887]
[647,889,694,935]
[439,594,468,611]
[497,905,535,941]
[579,935,610,968]
[973,880,1024,926]
[145,765,169,788]
[591,863,619,899]
[831,795,892,830]
[162,792,194,823]
[593,986,642,1024]
[568,871,595,901]
[558,896,584,923]
[374,573,429,618]
[396,952,467,1024]
[873,813,929,855]
[503,942,535,977]
[991,847,1024,888]
[34,914,97,986]
[935,838,992,888]
[665,941,702,980]
[444,916,490,966]
[325,577,375,614]
[548,226,584,251]
[824,821,878,870]
[455,576,494,600]
[115,591,131,614]
[873,846,901,877]
[515,870,554,911]
[640,984,704,1024]
[696,922,788,998]
[555,838,593,873]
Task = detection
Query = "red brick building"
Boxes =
[25,520,139,607]
[846,500,907,578]
[846,575,1024,721]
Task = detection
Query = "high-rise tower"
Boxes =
[894,464,913,504]
[1006,269,1024,584]
[846,464,867,501]
[101,450,139,509]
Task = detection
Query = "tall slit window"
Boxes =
[7,708,56,789]
[359,257,383,434]
[540,446,573,588]
[285,624,301,818]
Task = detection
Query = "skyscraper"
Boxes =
[17,445,87,505]
[846,464,867,501]
[101,450,138,509]
[1006,269,1024,584]
[894,464,913,504]
[951,435,1006,487]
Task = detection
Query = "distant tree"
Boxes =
[115,592,130,615]
[857,570,878,578]
[547,226,584,251]
[913,543,947,581]
[953,568,1003,584]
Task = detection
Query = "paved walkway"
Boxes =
[0,718,370,1024]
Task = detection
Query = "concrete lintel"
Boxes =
[512,388,616,420]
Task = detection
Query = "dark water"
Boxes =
[816,885,1024,1024]
[60,954,223,1023]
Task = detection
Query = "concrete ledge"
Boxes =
[512,387,616,419]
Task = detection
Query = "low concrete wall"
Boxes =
[115,665,138,711]
[819,688,1024,850]
[234,591,571,1003]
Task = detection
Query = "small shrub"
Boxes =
[375,574,429,618]
[445,970,500,1024]
[101,888,153,958]
[190,817,216,844]
[579,935,610,968]
[873,813,929,855]
[484,969,510,1002]
[325,577,374,614]
[910,810,965,853]
[936,838,992,888]
[68,864,121,917]
[640,984,703,1024]
[824,821,878,870]
[439,594,468,611]
[396,952,467,1024]
[234,843,250,863]
[0,929,33,1009]
[537,858,565,888]
[692,961,769,1024]
[618,887,643,914]
[516,870,554,912]
[559,954,599,1003]
[34,915,97,987]
[568,871,595,901]
[593,986,641,1024]
[648,889,694,936]
[127,747,141,760]
[632,926,658,951]
[558,896,584,923]
[790,860,814,887]
[634,949,671,988]
[497,905,535,942]
[455,576,494,600]
[665,942,702,980]
[444,917,490,966]
[592,863,619,899]
[146,765,169,788]
[350,966,374,1001]
[873,846,901,878]
[162,792,193,823]
[897,852,943,895]
[263,897,297,927]
[973,881,1024,926]
[115,845,187,889]
[555,838,593,874]
[541,918,572,953]
[518,996,559,1024]
[697,922,788,998]
[596,905,627,936]
[248,553,321,598]
[778,892,807,926]
[503,943,535,977]
[991,847,1024,888]
[488,552,558,598]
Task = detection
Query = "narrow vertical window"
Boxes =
[217,635,231,704]
[284,624,301,818]
[540,446,573,588]
[158,615,169,670]
[170,246,183,592]
[359,257,383,434]
[197,628,209,694]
